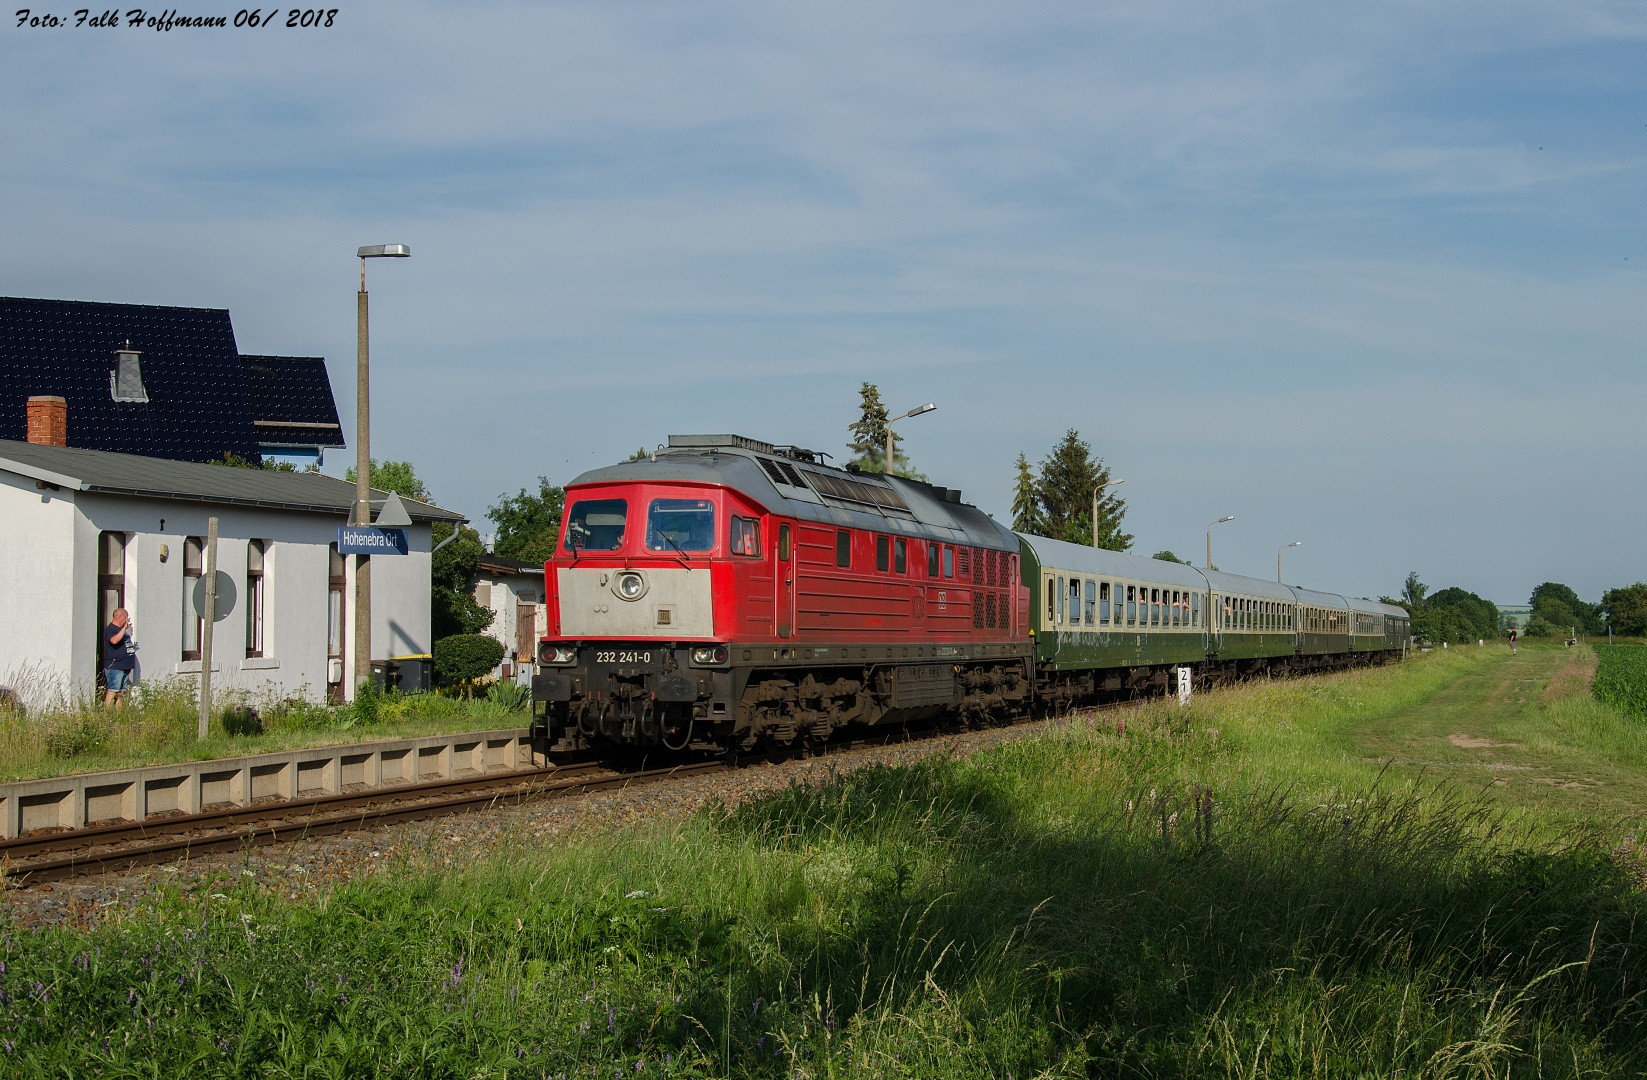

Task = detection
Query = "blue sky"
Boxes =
[4,1,1643,604]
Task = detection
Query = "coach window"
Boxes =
[1045,577,1056,623]
[1070,578,1082,624]
[1149,588,1159,626]
[876,535,890,572]
[894,538,907,574]
[835,529,851,568]
[1099,582,1111,624]
[1084,580,1096,626]
[1191,592,1200,627]
[1056,576,1066,624]
[943,546,954,579]
[1175,590,1184,627]
[1126,585,1136,625]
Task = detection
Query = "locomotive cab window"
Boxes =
[835,530,851,568]
[565,499,629,552]
[876,535,889,572]
[894,538,907,574]
[730,516,762,557]
[647,499,715,552]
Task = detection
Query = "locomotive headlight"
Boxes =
[690,645,729,666]
[613,571,647,602]
[539,643,578,665]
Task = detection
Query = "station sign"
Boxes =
[337,526,409,555]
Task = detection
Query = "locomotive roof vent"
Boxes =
[667,433,775,455]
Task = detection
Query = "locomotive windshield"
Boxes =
[563,499,628,552]
[646,498,716,552]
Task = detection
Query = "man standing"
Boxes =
[103,608,136,708]
[1509,627,1517,655]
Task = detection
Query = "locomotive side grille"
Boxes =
[973,589,984,628]
[803,469,911,511]
[956,546,971,579]
[985,592,997,628]
[758,458,797,487]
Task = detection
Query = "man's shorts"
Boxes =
[106,668,133,692]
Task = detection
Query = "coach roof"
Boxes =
[569,437,1017,550]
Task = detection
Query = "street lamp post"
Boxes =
[1206,515,1234,570]
[1277,541,1301,583]
[354,243,410,699]
[884,402,935,477]
[1091,478,1124,549]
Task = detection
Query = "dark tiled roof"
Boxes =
[0,439,464,523]
[240,355,346,449]
[0,296,261,463]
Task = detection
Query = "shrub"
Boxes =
[484,679,530,712]
[433,635,506,685]
[221,705,263,737]
[1595,644,1647,718]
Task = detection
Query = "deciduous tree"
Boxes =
[486,476,566,566]
[1602,583,1647,637]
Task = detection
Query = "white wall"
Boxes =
[476,570,543,659]
[0,473,80,700]
[0,479,434,705]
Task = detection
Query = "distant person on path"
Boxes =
[103,609,136,708]
[1509,628,1517,654]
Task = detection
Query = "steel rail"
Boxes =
[1,761,724,886]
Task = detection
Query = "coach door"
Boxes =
[775,522,794,639]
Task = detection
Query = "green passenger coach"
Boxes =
[1016,533,1407,706]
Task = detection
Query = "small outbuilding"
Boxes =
[472,553,547,678]
[0,436,463,705]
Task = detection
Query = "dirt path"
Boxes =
[1350,645,1647,827]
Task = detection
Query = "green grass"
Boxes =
[3,649,1645,1077]
[0,677,530,783]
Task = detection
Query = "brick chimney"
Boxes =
[26,396,67,447]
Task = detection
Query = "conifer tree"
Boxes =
[1032,430,1132,550]
[1011,452,1047,534]
[846,382,890,472]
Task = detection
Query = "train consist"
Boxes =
[530,434,1409,753]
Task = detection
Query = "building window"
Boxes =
[245,540,266,658]
[97,532,127,681]
[182,536,204,661]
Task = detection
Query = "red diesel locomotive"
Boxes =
[532,434,1034,752]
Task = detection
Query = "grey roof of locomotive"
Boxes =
[569,435,1019,552]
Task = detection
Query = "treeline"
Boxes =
[1387,574,1647,644]
[1386,574,1500,645]
[1525,581,1647,638]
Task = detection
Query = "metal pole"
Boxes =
[884,422,894,477]
[354,266,372,701]
[1278,550,1282,583]
[197,516,218,739]
[1093,487,1100,550]
[1206,528,1212,571]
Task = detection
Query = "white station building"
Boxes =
[0,437,463,706]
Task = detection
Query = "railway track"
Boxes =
[0,669,1311,888]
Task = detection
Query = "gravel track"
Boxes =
[1,715,1073,931]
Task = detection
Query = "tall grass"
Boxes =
[3,654,1643,1077]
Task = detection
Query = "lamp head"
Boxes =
[357,244,411,258]
[1215,515,1235,524]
